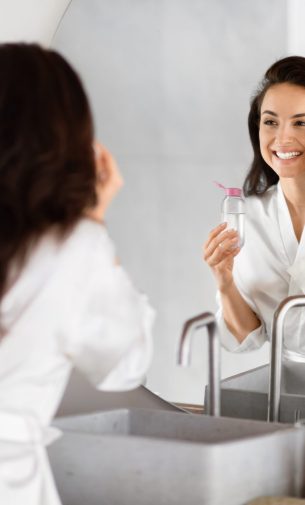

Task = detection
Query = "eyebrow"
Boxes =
[262,110,305,118]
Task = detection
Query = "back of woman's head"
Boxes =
[244,55,305,196]
[0,43,97,297]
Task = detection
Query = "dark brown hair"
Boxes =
[243,56,305,196]
[0,43,97,298]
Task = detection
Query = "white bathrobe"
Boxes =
[217,182,305,356]
[0,219,154,505]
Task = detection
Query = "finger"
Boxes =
[231,245,241,258]
[93,141,104,157]
[204,229,238,260]
[207,237,239,266]
[100,147,118,177]
[204,223,227,247]
[95,144,119,186]
[93,142,108,183]
[219,243,241,261]
[214,245,241,270]
[203,223,228,254]
[94,142,114,166]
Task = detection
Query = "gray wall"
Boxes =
[52,0,287,403]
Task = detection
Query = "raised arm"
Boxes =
[203,223,261,342]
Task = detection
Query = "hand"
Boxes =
[203,223,240,293]
[85,142,123,223]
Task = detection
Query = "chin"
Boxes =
[277,170,305,179]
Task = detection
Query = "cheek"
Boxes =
[259,130,267,152]
[259,131,273,164]
[298,132,305,144]
[259,126,272,146]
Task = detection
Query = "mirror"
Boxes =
[52,0,287,404]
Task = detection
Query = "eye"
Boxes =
[294,120,305,126]
[262,119,277,126]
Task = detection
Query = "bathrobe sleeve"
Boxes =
[215,291,267,352]
[58,224,154,390]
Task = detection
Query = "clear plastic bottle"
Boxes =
[214,182,245,248]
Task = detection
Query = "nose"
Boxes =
[275,124,294,146]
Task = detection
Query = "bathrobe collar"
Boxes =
[276,182,305,293]
[276,182,301,266]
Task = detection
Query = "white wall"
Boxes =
[287,0,305,55]
[0,0,70,45]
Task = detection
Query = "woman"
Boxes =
[204,55,305,356]
[0,43,154,504]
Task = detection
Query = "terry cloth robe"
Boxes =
[0,219,154,505]
[216,182,305,358]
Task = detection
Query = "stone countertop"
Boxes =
[173,402,204,414]
[173,405,305,504]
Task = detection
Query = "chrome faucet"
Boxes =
[177,312,221,416]
[268,295,305,422]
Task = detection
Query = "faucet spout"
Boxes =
[177,312,221,417]
[268,295,305,422]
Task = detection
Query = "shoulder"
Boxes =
[40,219,117,285]
[71,218,111,243]
[67,219,116,259]
[0,220,117,323]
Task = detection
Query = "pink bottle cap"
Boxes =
[213,181,242,197]
[225,187,242,196]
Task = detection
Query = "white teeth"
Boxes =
[276,151,301,159]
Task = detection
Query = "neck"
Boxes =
[280,177,305,208]
[280,178,305,242]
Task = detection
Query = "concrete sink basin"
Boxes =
[217,360,305,423]
[49,408,305,505]
[55,369,185,417]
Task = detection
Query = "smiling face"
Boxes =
[259,83,305,180]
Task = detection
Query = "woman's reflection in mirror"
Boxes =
[203,56,305,358]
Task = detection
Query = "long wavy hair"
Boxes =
[0,43,97,299]
[243,56,305,196]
